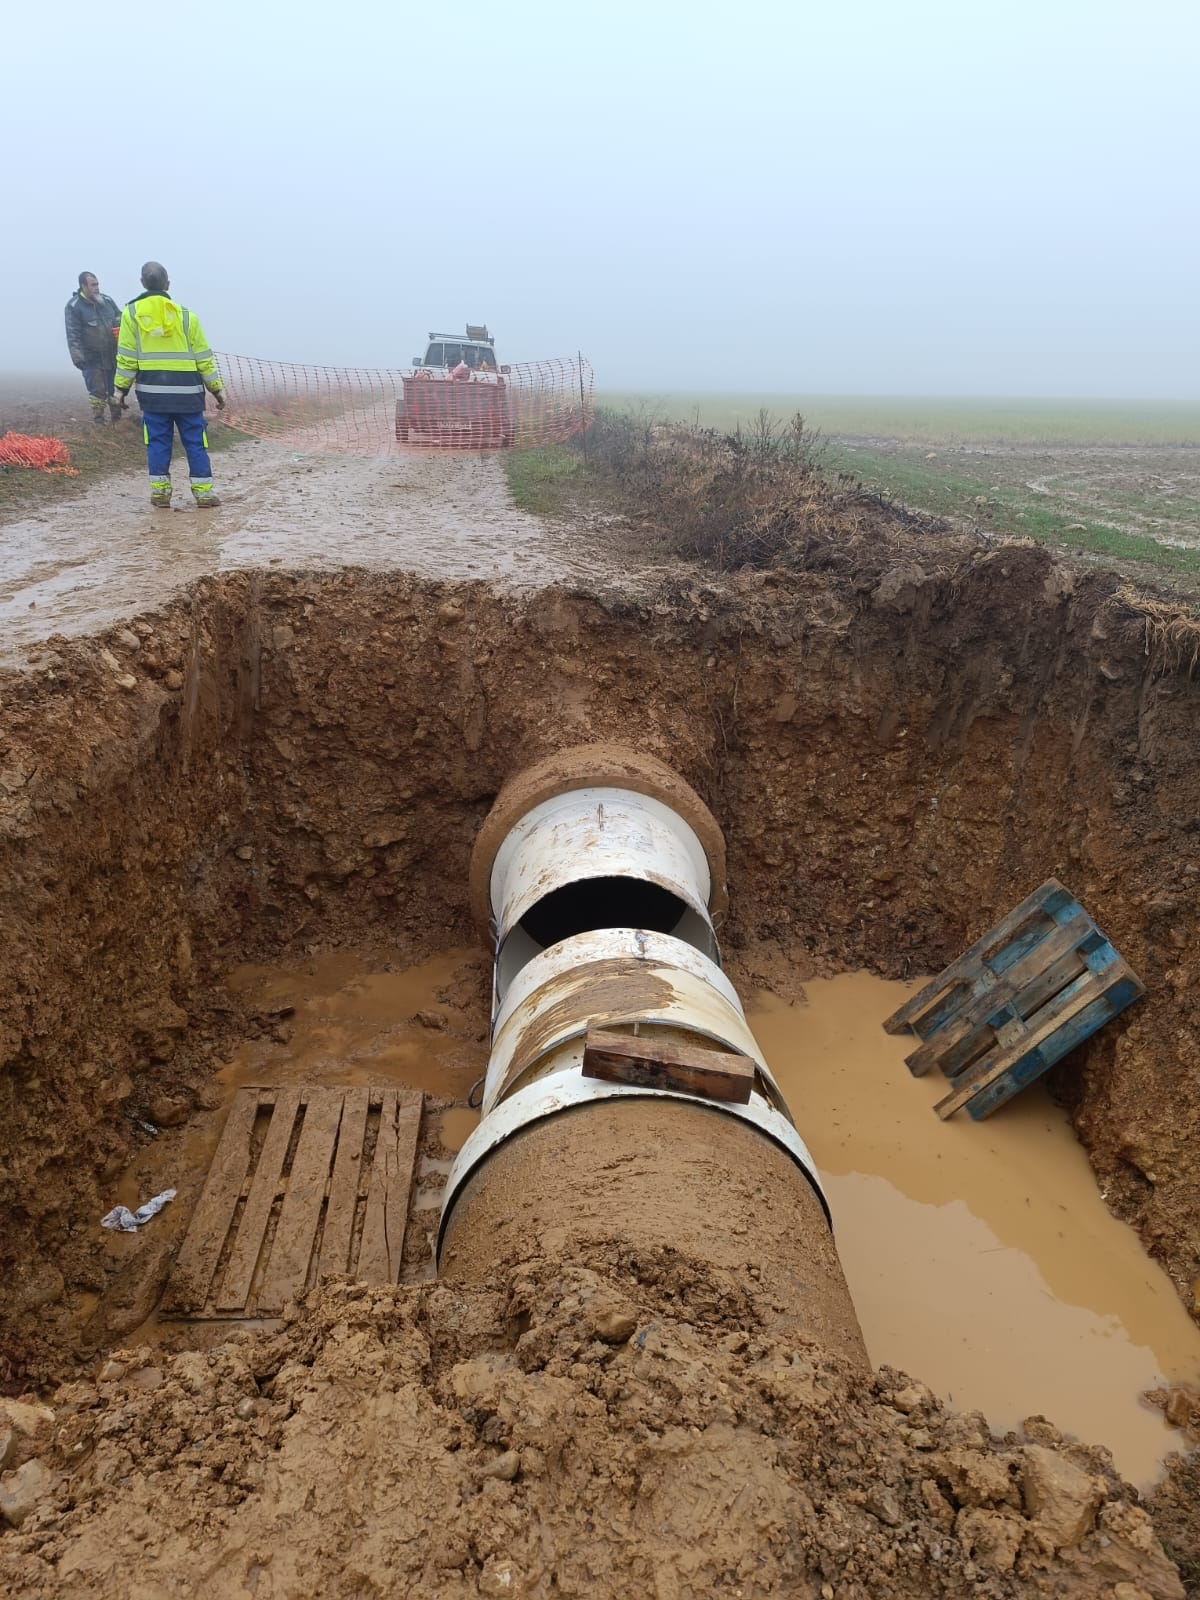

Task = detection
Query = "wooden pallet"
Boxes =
[883,880,1144,1121]
[163,1086,422,1319]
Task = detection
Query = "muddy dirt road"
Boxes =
[0,438,660,663]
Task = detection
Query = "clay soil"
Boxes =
[2,457,1200,1593]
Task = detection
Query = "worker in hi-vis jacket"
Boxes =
[115,261,226,510]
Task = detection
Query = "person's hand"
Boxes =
[214,392,226,411]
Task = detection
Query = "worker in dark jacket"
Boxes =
[64,272,123,424]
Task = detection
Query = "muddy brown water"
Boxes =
[100,947,1200,1491]
[750,971,1200,1490]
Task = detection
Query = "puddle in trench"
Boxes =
[435,1107,481,1153]
[220,948,486,1235]
[104,950,1196,1486]
[221,947,486,1104]
[91,947,486,1349]
[749,970,1200,1489]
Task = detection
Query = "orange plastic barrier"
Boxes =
[0,433,79,475]
[212,353,593,455]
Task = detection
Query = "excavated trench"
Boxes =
[3,546,1200,1593]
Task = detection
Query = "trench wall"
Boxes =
[1,549,1197,1357]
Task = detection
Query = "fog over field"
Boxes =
[3,0,1198,398]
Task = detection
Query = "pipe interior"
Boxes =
[496,876,718,996]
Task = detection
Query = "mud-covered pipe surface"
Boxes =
[443,744,869,1366]
[441,1097,870,1366]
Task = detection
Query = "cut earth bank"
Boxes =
[1,538,1199,1597]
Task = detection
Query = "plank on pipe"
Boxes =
[214,1087,300,1312]
[582,1028,755,1104]
[166,1091,260,1313]
[256,1088,345,1314]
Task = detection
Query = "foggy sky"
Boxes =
[4,0,1197,398]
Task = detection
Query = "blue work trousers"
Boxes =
[143,411,212,482]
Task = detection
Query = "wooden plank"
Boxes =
[256,1088,344,1314]
[963,971,1145,1121]
[903,909,1094,1078]
[389,1092,422,1278]
[940,941,1097,1077]
[904,902,1069,1042]
[358,1091,422,1283]
[933,961,1138,1119]
[214,1088,300,1312]
[884,878,1069,1035]
[165,1091,260,1313]
[318,1087,370,1279]
[582,1028,756,1105]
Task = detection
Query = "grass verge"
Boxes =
[503,444,594,517]
[556,400,1200,594]
[508,407,952,577]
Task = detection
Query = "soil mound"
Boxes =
[0,1255,1185,1598]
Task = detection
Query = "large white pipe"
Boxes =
[440,745,867,1363]
[440,927,828,1240]
[489,787,720,1000]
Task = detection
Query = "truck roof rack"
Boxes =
[428,330,496,346]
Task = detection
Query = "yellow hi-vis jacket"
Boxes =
[115,292,224,414]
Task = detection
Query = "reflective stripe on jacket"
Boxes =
[115,292,224,414]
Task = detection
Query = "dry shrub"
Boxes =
[584,407,968,576]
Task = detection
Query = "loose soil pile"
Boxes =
[0,1263,1186,1597]
[2,536,1199,1590]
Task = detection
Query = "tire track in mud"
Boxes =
[0,440,673,664]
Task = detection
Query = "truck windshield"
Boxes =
[428,343,497,370]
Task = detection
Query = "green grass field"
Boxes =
[598,393,1200,447]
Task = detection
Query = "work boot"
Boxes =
[192,487,221,509]
[90,397,107,426]
[150,477,172,509]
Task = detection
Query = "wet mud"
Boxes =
[0,438,672,661]
[2,491,1200,1591]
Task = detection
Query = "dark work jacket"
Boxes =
[65,290,121,367]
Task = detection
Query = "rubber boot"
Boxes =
[192,486,221,509]
[150,478,172,509]
[90,396,107,426]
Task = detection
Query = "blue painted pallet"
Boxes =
[883,879,1144,1121]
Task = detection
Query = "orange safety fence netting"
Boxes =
[210,353,594,455]
[0,433,79,476]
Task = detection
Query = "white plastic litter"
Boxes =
[100,1188,177,1232]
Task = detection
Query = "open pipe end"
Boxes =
[469,745,728,934]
